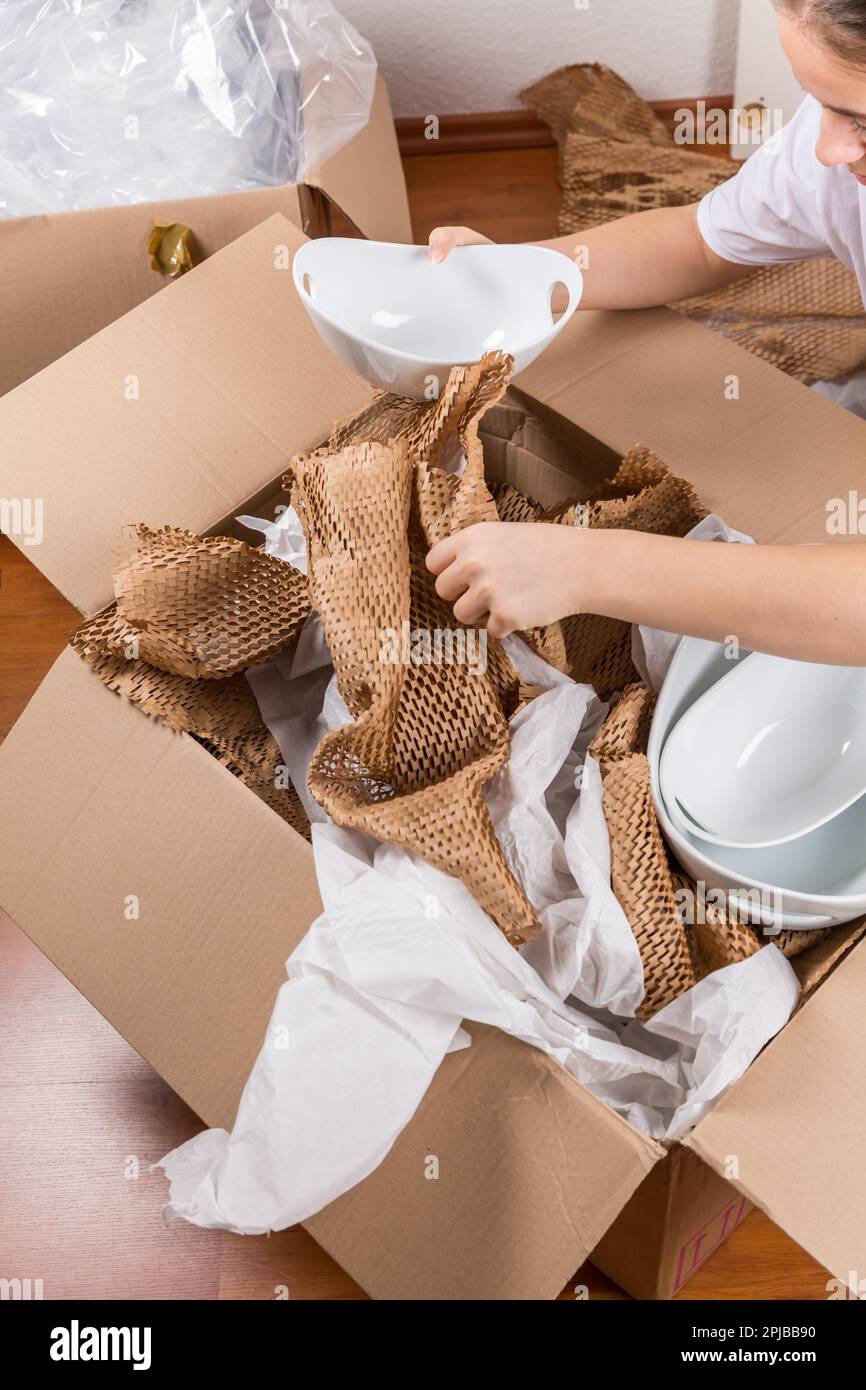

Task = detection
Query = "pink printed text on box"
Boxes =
[674,1195,750,1292]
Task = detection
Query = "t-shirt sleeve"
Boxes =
[696,96,832,266]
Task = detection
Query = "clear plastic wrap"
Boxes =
[0,0,377,220]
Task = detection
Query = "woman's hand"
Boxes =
[426,522,588,639]
[428,519,866,664]
[428,225,494,262]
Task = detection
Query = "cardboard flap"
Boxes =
[308,75,413,244]
[0,74,409,398]
[517,308,866,545]
[0,646,323,1131]
[685,940,866,1294]
[0,185,307,399]
[0,654,664,1300]
[0,214,374,615]
[307,1021,663,1300]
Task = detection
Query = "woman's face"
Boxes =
[779,12,866,183]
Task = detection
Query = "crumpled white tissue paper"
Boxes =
[155,507,799,1233]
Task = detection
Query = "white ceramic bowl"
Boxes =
[649,638,866,929]
[292,238,583,399]
[659,651,866,849]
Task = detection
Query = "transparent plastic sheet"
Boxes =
[0,0,377,220]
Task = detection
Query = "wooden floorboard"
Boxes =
[0,147,828,1300]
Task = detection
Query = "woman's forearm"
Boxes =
[537,205,755,310]
[579,529,866,665]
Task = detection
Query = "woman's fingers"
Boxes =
[427,226,491,262]
[453,590,490,626]
[425,535,458,574]
[428,227,460,263]
[429,526,497,619]
[433,561,471,604]
[486,610,517,641]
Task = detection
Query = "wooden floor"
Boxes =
[0,147,831,1301]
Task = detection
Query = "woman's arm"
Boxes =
[428,204,756,310]
[536,204,756,309]
[426,523,866,666]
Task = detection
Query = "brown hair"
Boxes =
[775,0,866,62]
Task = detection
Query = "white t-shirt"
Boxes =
[697,95,866,307]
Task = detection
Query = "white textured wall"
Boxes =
[338,0,741,117]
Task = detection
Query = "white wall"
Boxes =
[732,0,802,157]
[339,0,741,117]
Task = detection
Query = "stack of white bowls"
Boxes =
[650,638,866,930]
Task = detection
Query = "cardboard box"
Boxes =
[2,213,866,1301]
[0,75,411,399]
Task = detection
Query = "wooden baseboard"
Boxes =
[397,110,553,156]
[396,96,734,156]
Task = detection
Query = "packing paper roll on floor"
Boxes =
[155,510,799,1233]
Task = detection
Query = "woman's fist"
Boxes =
[426,522,589,640]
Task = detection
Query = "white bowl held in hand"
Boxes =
[649,638,866,929]
[292,238,583,399]
[659,652,866,850]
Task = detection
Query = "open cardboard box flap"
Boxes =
[0,218,374,616]
[683,940,866,1294]
[0,75,411,400]
[0,651,662,1302]
[517,308,866,546]
[0,645,324,1129]
[4,213,866,1297]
